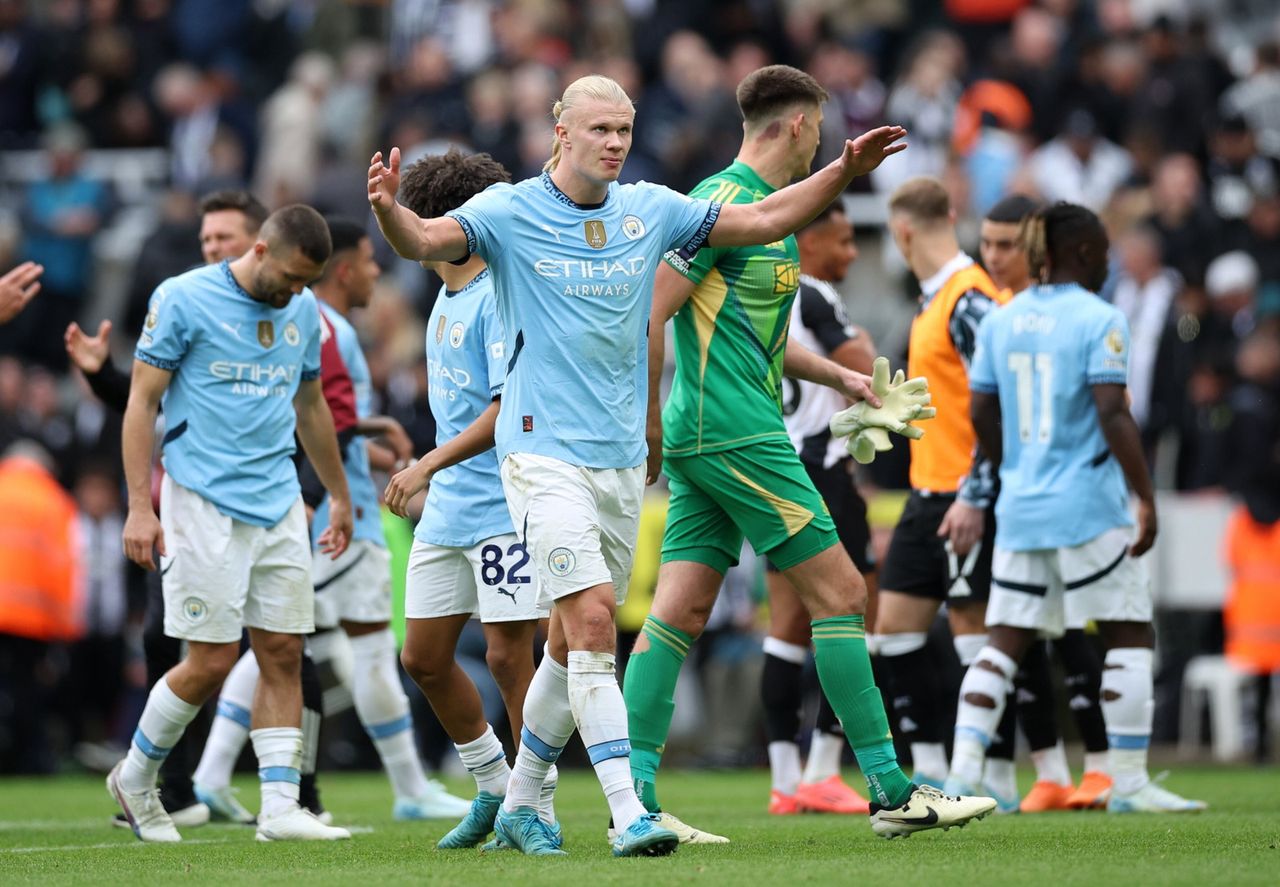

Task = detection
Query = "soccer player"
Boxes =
[978,195,1113,812]
[369,73,913,854]
[944,201,1205,814]
[381,149,558,850]
[110,204,354,842]
[871,177,1018,806]
[762,202,877,816]
[191,217,469,823]
[622,66,994,842]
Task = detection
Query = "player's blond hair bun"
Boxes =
[544,75,634,172]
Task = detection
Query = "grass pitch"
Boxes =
[1,766,1276,885]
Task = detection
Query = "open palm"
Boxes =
[841,126,908,178]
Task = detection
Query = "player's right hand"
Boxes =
[1131,497,1157,557]
[368,147,401,214]
[123,508,165,571]
[385,458,432,518]
[65,319,111,374]
[318,495,352,559]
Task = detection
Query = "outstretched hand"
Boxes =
[839,126,908,179]
[65,319,112,374]
[368,147,402,215]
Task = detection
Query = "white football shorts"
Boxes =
[160,475,314,643]
[312,538,393,629]
[986,526,1152,637]
[500,452,644,606]
[405,532,548,622]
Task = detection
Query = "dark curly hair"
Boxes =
[1021,201,1109,293]
[399,148,511,220]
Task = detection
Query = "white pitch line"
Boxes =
[1,838,235,854]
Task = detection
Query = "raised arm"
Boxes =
[368,147,470,263]
[645,263,699,484]
[1093,382,1157,556]
[707,127,906,248]
[294,378,352,558]
[121,360,171,570]
[384,399,501,517]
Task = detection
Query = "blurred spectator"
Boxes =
[1028,107,1132,211]
[255,51,335,207]
[1112,226,1181,434]
[0,440,82,774]
[873,31,964,196]
[1207,115,1279,253]
[1146,153,1220,285]
[6,124,113,369]
[808,42,886,176]
[0,0,41,147]
[1207,249,1261,342]
[1222,326,1280,760]
[1221,42,1280,160]
[153,63,254,190]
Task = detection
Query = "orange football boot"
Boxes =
[794,776,871,815]
[1019,780,1074,813]
[1065,771,1113,809]
[768,790,800,815]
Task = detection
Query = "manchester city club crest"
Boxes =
[145,310,158,330]
[548,547,577,577]
[257,320,274,348]
[584,219,607,249]
[622,214,646,240]
[284,321,300,346]
[1106,328,1126,355]
[435,314,447,344]
[449,322,465,348]
[183,596,208,623]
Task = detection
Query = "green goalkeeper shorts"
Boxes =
[660,437,839,574]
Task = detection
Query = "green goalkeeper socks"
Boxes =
[623,615,693,813]
[811,615,913,808]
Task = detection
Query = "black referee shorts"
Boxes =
[878,490,994,603]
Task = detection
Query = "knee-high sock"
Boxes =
[569,650,648,830]
[252,726,302,819]
[761,637,807,795]
[956,634,1017,798]
[802,690,846,785]
[949,646,1018,788]
[349,628,429,800]
[121,677,201,793]
[811,616,912,808]
[622,615,692,811]
[1101,647,1154,794]
[298,651,324,811]
[193,650,258,790]
[456,724,510,796]
[504,648,574,813]
[1057,629,1109,770]
[878,631,946,780]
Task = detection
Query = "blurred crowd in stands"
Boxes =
[1,0,1278,773]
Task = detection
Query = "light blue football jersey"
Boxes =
[970,282,1133,551]
[313,302,385,547]
[415,269,514,548]
[136,261,322,527]
[446,173,720,469]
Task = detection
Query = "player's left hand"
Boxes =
[938,498,984,557]
[829,357,936,463]
[839,126,908,179]
[1130,497,1157,557]
[385,458,432,518]
[318,495,352,559]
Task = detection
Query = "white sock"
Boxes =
[455,724,510,797]
[1084,751,1109,775]
[982,757,1017,799]
[252,727,303,819]
[505,649,575,813]
[567,650,647,831]
[1101,647,1154,795]
[539,764,558,825]
[802,731,845,784]
[768,741,802,795]
[950,646,1017,787]
[121,677,201,793]
[193,651,258,789]
[349,629,430,800]
[953,633,988,667]
[1031,740,1072,785]
[910,742,949,781]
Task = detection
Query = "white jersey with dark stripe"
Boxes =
[781,275,859,469]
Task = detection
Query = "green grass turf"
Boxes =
[1,767,1276,885]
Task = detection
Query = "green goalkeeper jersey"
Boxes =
[661,161,801,456]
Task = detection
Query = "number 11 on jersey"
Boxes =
[1008,351,1054,443]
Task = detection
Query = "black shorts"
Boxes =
[766,457,875,575]
[878,491,994,602]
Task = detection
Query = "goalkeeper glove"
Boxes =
[830,356,936,464]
